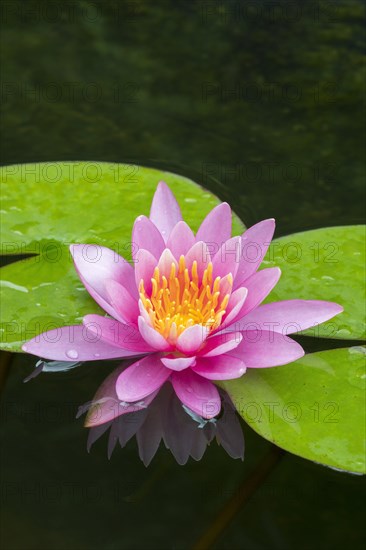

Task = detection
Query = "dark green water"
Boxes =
[1,1,365,549]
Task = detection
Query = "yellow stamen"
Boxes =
[139,256,233,342]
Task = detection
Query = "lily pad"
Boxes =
[0,162,244,253]
[0,246,103,352]
[0,162,245,352]
[266,226,365,340]
[222,347,366,474]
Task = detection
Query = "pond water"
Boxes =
[1,1,365,549]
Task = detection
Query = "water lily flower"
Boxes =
[77,367,244,466]
[22,182,343,419]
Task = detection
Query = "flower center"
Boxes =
[139,256,232,341]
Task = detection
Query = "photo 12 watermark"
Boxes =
[1,81,141,105]
[199,1,342,25]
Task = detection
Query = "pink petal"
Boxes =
[196,203,232,252]
[232,267,281,321]
[184,241,212,281]
[22,325,143,361]
[171,370,221,419]
[138,316,172,351]
[134,248,157,294]
[161,355,196,371]
[236,299,344,334]
[149,181,182,242]
[157,248,178,278]
[199,332,242,357]
[234,219,275,288]
[219,273,235,298]
[116,355,171,402]
[167,221,195,258]
[132,215,165,261]
[84,364,158,427]
[192,354,246,380]
[105,279,140,326]
[218,287,248,331]
[230,330,305,368]
[70,244,136,320]
[176,324,210,354]
[138,299,153,326]
[83,314,154,352]
[212,236,241,279]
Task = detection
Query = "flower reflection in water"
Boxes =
[77,363,244,466]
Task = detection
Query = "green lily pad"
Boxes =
[0,162,244,254]
[0,246,103,352]
[267,226,365,340]
[0,162,245,352]
[222,347,366,474]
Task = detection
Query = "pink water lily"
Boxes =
[22,182,343,419]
